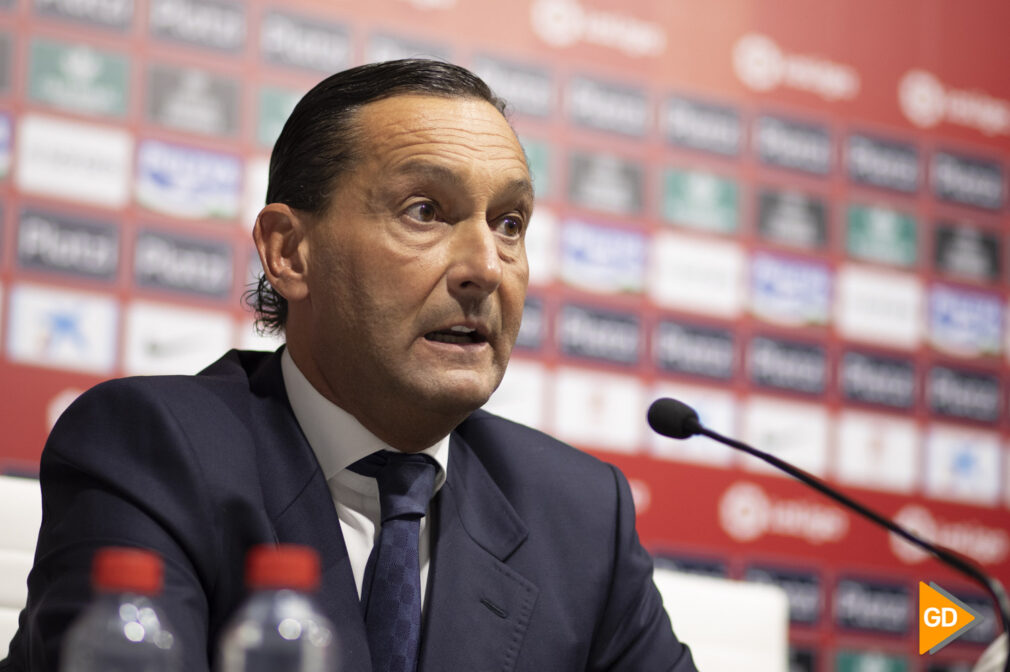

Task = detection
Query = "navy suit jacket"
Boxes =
[2,349,696,671]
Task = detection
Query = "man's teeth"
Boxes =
[426,326,481,344]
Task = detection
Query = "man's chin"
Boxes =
[414,373,500,417]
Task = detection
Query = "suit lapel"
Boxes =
[419,432,538,672]
[247,350,372,671]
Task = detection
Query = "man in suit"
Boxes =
[2,59,697,671]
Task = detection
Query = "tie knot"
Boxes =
[350,451,438,523]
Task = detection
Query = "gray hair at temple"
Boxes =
[245,58,510,335]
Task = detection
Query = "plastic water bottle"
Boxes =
[216,544,337,672]
[60,547,180,672]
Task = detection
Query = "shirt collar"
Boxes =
[280,348,449,490]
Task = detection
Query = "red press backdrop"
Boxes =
[0,1,1008,670]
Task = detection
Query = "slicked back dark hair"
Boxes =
[246,58,510,334]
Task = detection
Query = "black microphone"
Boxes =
[646,397,701,439]
[648,397,1010,671]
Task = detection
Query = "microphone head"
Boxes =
[647,398,701,439]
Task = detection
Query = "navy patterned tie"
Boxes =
[350,451,438,672]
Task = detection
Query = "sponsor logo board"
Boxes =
[27,38,129,118]
[134,229,233,298]
[834,411,919,493]
[520,136,552,198]
[749,252,831,327]
[135,139,242,220]
[733,33,859,101]
[146,64,240,137]
[718,480,847,545]
[0,33,10,93]
[928,284,1002,357]
[567,75,650,137]
[839,350,917,409]
[756,188,828,250]
[557,303,639,365]
[149,0,245,52]
[482,357,548,432]
[789,649,817,672]
[123,301,233,375]
[515,297,545,351]
[0,112,11,177]
[754,115,832,175]
[16,114,132,208]
[835,650,908,672]
[567,150,644,214]
[653,319,736,381]
[931,151,1005,211]
[552,366,644,452]
[257,86,303,148]
[899,69,1010,137]
[654,555,728,578]
[925,423,1001,504]
[834,578,912,635]
[662,95,742,157]
[847,133,920,193]
[660,168,739,234]
[744,565,822,624]
[559,219,645,293]
[473,56,554,118]
[649,232,745,318]
[524,206,558,287]
[891,504,1009,565]
[835,265,922,348]
[927,365,1001,423]
[530,0,666,58]
[933,222,1001,283]
[648,382,736,467]
[650,232,747,319]
[33,0,134,30]
[260,10,351,73]
[7,282,118,373]
[741,396,829,476]
[846,203,918,267]
[243,156,269,230]
[748,336,826,395]
[17,208,119,281]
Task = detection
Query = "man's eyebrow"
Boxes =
[392,161,535,204]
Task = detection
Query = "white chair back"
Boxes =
[0,475,42,658]
[654,566,790,672]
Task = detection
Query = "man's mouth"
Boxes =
[424,325,487,345]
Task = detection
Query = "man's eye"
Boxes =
[404,201,437,222]
[497,215,524,237]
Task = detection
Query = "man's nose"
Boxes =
[446,218,503,298]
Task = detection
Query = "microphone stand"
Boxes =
[679,414,1010,672]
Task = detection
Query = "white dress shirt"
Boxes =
[280,349,450,605]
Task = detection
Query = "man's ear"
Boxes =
[253,203,311,302]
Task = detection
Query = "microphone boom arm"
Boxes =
[680,411,1010,670]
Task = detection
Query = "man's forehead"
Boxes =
[356,95,523,152]
[352,94,531,182]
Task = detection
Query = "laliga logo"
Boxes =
[732,33,859,101]
[899,69,1010,136]
[898,70,946,129]
[531,0,666,58]
[890,504,1010,566]
[718,481,848,545]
